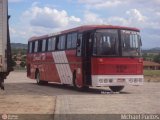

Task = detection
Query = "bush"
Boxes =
[153,54,160,63]
[20,61,26,68]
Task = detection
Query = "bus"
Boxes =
[27,25,143,92]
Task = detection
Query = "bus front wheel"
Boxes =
[36,72,48,85]
[109,86,124,92]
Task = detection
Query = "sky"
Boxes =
[8,0,160,49]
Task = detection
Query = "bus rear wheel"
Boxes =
[36,72,48,85]
[109,86,124,92]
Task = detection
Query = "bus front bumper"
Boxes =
[91,75,144,87]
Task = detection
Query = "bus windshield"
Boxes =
[93,29,119,56]
[121,30,142,57]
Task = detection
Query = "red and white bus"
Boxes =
[27,25,143,92]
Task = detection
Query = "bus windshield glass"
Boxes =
[121,30,142,57]
[93,29,119,56]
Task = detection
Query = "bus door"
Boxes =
[77,32,92,86]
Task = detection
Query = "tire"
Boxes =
[109,86,124,92]
[36,72,48,85]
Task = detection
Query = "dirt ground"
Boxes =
[144,76,160,82]
[0,71,56,114]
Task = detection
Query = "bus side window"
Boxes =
[57,36,60,50]
[42,39,46,52]
[72,33,77,48]
[29,42,32,53]
[38,40,42,52]
[51,37,56,51]
[34,41,38,53]
[67,33,77,49]
[55,36,59,50]
[67,34,72,49]
[46,39,48,51]
[32,42,35,53]
[48,38,52,51]
[58,35,66,50]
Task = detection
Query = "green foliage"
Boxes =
[12,48,27,55]
[21,55,26,61]
[11,48,27,69]
[11,59,16,67]
[153,54,160,63]
[142,53,160,63]
[142,53,154,61]
[12,55,17,61]
[144,70,160,76]
[20,61,26,68]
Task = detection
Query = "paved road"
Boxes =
[0,72,160,117]
[55,84,160,114]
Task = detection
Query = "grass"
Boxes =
[144,70,160,76]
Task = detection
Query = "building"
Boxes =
[143,61,160,70]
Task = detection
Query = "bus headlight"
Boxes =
[104,79,108,83]
[129,78,133,83]
[99,79,103,83]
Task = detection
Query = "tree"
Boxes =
[153,54,160,63]
[20,61,26,68]
[12,55,17,61]
[142,53,154,61]
[142,53,148,60]
[11,60,16,67]
[21,55,26,61]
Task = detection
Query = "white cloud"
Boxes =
[83,9,147,28]
[129,0,160,8]
[83,11,104,24]
[10,5,81,43]
[94,0,121,9]
[23,6,81,28]
[10,27,16,34]
[31,2,40,7]
[126,9,146,23]
[82,8,160,48]
[10,27,27,38]
[79,0,160,10]
[9,0,160,48]
[107,17,128,26]
[156,12,160,16]
[78,0,127,9]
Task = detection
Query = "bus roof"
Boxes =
[29,25,140,41]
